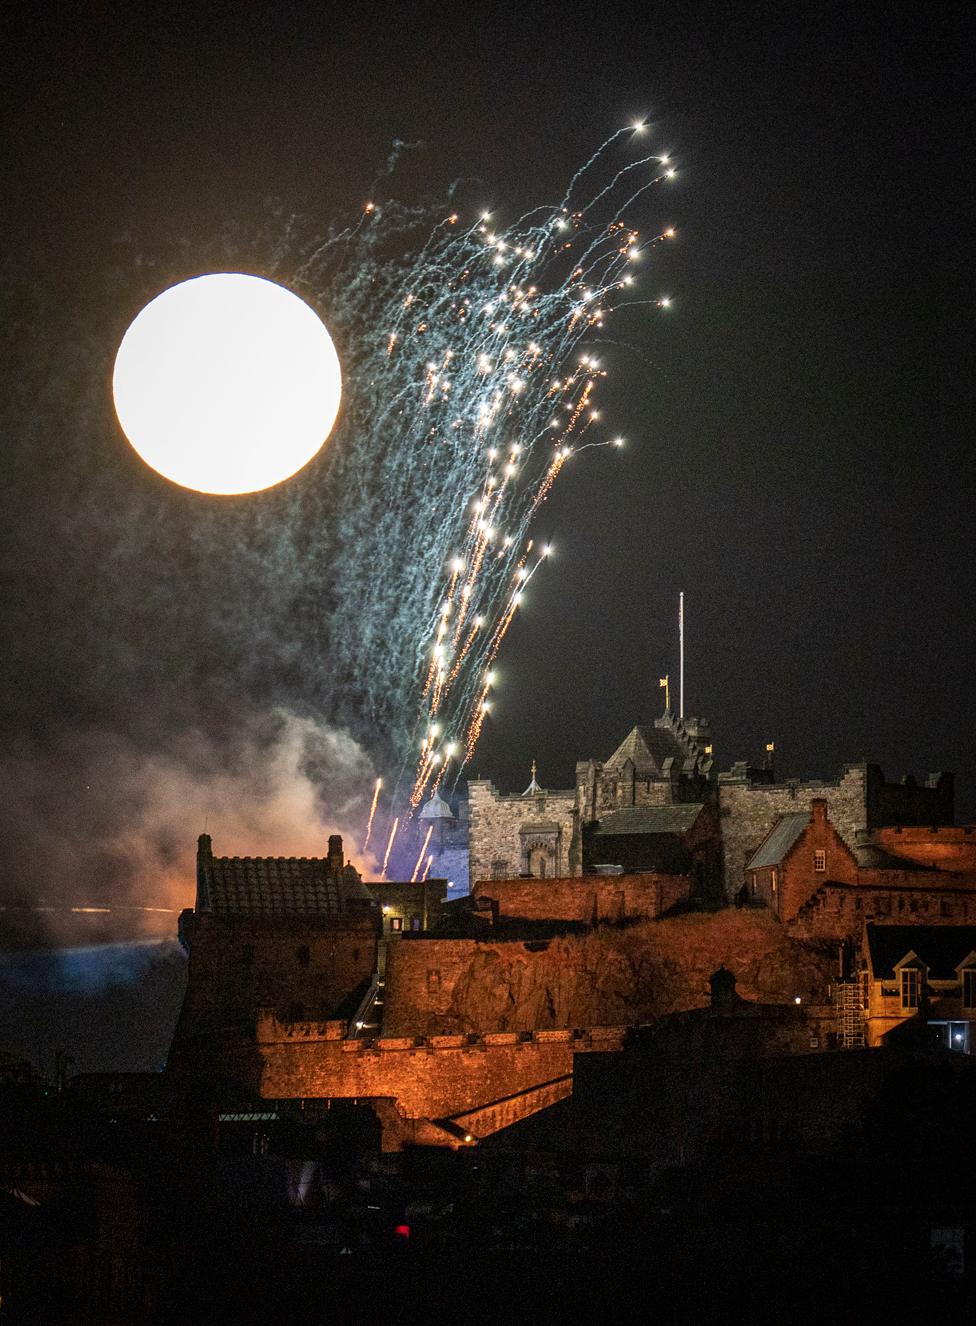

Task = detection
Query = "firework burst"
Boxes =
[282,126,678,822]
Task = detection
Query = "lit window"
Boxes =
[900,967,920,1010]
[390,916,402,932]
[814,850,826,872]
[962,969,976,1011]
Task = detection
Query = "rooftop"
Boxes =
[747,812,811,870]
[866,924,976,980]
[592,804,705,837]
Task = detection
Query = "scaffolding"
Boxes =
[834,978,866,1048]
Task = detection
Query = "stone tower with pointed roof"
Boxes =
[575,708,720,888]
[576,708,714,824]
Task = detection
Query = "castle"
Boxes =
[168,707,974,1152]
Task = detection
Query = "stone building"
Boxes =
[468,710,721,891]
[468,766,577,884]
[171,833,380,1071]
[398,787,471,891]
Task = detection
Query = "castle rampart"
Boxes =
[242,1014,625,1148]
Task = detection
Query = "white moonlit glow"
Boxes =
[112,273,342,495]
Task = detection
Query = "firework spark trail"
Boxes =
[381,816,400,876]
[421,854,434,883]
[285,127,677,817]
[410,826,434,882]
[362,777,382,850]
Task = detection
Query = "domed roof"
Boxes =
[419,790,455,821]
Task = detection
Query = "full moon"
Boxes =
[112,273,342,495]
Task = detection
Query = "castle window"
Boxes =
[962,969,976,1011]
[296,945,310,968]
[814,850,826,872]
[491,859,508,880]
[411,915,422,931]
[941,899,952,917]
[390,916,402,932]
[900,968,921,1011]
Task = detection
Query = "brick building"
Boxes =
[744,798,976,938]
[719,762,953,899]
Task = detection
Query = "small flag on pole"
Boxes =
[659,675,670,710]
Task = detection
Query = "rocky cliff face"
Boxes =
[383,910,837,1036]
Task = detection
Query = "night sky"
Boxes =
[2,3,975,1065]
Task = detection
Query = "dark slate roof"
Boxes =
[866,924,976,980]
[604,725,687,774]
[592,804,704,837]
[201,857,373,916]
[747,812,810,870]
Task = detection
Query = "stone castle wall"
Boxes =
[875,824,976,871]
[791,879,976,940]
[718,765,869,899]
[468,780,577,885]
[474,873,689,924]
[175,912,377,1032]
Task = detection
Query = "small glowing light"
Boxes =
[666,168,676,179]
[542,544,552,556]
[485,671,496,686]
[659,297,672,309]
[452,556,465,572]
[482,701,491,713]
[464,1134,474,1144]
[474,615,485,627]
[659,155,669,165]
[632,121,646,132]
[628,247,640,260]
[445,742,457,757]
[612,437,625,447]
[794,996,802,1005]
[590,410,600,420]
[665,227,676,238]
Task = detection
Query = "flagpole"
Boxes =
[679,591,685,720]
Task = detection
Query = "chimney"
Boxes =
[327,834,344,873]
[811,798,828,824]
